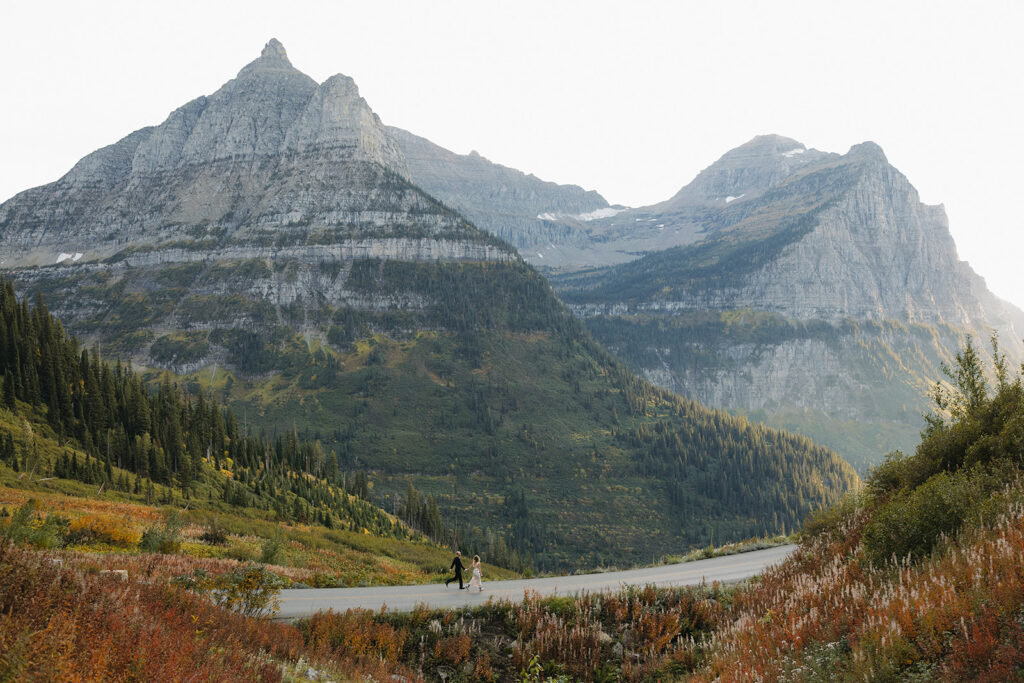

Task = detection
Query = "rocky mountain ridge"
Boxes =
[0,39,463,271]
[566,138,1023,330]
[553,136,1024,468]
[387,126,612,252]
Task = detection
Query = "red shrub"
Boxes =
[0,542,304,682]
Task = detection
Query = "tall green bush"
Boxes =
[860,334,1024,567]
[861,467,997,566]
[140,513,183,554]
[0,499,67,549]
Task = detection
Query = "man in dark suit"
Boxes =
[445,550,466,589]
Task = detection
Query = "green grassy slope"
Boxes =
[686,337,1024,680]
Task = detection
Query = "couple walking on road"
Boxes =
[445,551,484,591]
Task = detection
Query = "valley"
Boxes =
[0,41,855,571]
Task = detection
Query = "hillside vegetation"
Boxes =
[0,275,523,588]
[5,285,1013,678]
[14,265,858,570]
[688,335,1024,680]
[581,311,959,471]
[257,335,1024,681]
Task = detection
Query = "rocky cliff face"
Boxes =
[556,136,1024,469]
[388,126,611,253]
[0,38,521,355]
[0,39,449,269]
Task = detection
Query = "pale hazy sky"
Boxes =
[2,1,1022,308]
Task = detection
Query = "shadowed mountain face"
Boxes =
[0,43,856,569]
[552,137,1024,469]
[387,126,611,253]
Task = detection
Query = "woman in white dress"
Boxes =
[466,555,484,591]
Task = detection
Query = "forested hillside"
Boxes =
[0,276,411,539]
[277,336,1024,681]
[0,273,856,569]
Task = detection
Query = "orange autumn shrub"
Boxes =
[68,513,141,547]
[0,487,163,523]
[305,608,410,663]
[473,651,496,681]
[434,633,472,664]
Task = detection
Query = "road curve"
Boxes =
[276,544,796,620]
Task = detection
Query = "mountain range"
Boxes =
[0,39,855,569]
[396,131,1024,468]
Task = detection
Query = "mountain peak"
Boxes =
[657,134,824,210]
[847,140,888,163]
[738,134,805,154]
[261,38,290,63]
[238,38,298,78]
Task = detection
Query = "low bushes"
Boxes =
[173,563,285,617]
[199,519,229,545]
[299,584,726,682]
[0,543,304,682]
[0,499,67,548]
[67,513,141,547]
[260,532,285,564]
[306,609,410,664]
[139,513,183,554]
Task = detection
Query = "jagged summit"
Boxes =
[237,38,300,78]
[0,40,467,266]
[262,38,289,62]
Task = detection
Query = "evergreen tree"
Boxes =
[2,370,14,410]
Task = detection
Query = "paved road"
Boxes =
[276,544,796,619]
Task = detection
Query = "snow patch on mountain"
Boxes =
[538,207,625,222]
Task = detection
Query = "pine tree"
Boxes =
[2,370,14,410]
